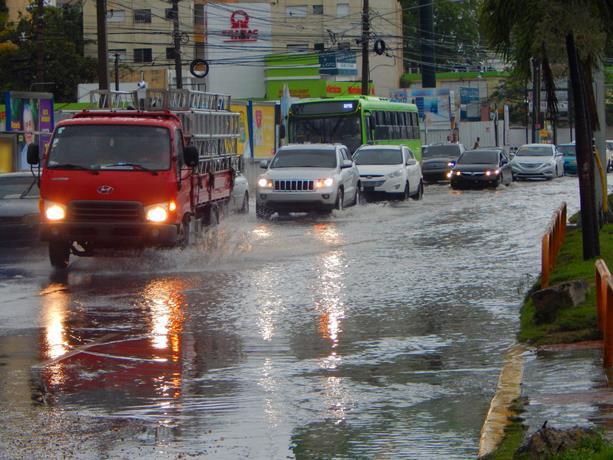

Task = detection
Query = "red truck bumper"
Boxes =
[41,222,179,247]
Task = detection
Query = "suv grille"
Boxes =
[69,201,144,222]
[274,180,314,191]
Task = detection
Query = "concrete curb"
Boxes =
[478,343,526,458]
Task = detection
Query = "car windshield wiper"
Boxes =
[47,163,99,174]
[99,162,158,175]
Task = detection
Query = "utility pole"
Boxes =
[171,0,183,89]
[114,53,120,91]
[360,0,369,95]
[34,0,44,83]
[531,57,540,143]
[419,0,435,88]
[96,0,109,90]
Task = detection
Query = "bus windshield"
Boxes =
[289,115,361,153]
[47,125,171,171]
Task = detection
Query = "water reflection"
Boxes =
[36,276,188,409]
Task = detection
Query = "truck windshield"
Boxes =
[289,115,361,153]
[47,125,171,171]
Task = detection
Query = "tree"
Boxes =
[399,0,486,73]
[0,3,97,101]
[480,0,613,260]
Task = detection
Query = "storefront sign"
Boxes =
[222,10,258,42]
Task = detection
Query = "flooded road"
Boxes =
[0,177,582,458]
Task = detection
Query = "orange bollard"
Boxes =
[604,277,613,368]
[542,233,550,288]
[596,259,610,333]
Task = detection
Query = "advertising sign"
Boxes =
[231,102,251,158]
[319,50,357,76]
[3,91,54,170]
[251,103,276,158]
[459,87,480,121]
[390,88,451,129]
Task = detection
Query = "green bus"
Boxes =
[287,96,421,159]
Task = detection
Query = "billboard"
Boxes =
[391,88,452,129]
[251,103,276,159]
[205,3,272,98]
[459,87,481,121]
[3,91,54,170]
[319,50,357,76]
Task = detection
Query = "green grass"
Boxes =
[518,223,613,345]
[515,431,613,460]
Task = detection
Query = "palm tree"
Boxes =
[479,0,613,260]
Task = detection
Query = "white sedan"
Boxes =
[354,145,424,200]
[511,143,565,180]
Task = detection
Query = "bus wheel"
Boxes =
[49,241,70,269]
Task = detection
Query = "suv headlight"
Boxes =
[386,169,404,179]
[44,201,66,221]
[145,202,175,223]
[257,177,273,189]
[314,177,334,189]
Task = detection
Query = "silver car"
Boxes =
[256,144,360,218]
[511,143,564,180]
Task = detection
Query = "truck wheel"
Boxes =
[179,215,192,248]
[49,242,70,269]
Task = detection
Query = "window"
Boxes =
[313,5,323,15]
[134,9,151,24]
[134,48,152,63]
[175,130,184,175]
[336,3,349,17]
[166,47,175,60]
[286,6,307,17]
[107,9,125,22]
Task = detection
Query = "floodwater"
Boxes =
[0,177,582,458]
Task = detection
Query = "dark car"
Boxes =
[557,143,577,175]
[420,143,466,182]
[449,149,513,189]
[0,172,40,246]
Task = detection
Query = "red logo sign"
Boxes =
[222,10,258,42]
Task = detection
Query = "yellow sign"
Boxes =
[231,102,250,157]
[251,103,276,158]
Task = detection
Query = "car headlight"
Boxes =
[257,177,273,189]
[455,170,462,176]
[386,169,404,179]
[314,177,334,189]
[44,201,66,221]
[448,161,456,167]
[446,171,453,178]
[485,169,500,176]
[145,202,175,223]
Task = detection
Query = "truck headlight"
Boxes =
[145,202,174,223]
[44,201,66,221]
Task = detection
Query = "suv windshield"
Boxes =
[516,146,553,157]
[422,144,460,158]
[457,150,499,165]
[354,148,402,165]
[270,149,337,169]
[47,125,171,170]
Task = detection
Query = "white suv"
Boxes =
[256,144,360,218]
[354,144,424,200]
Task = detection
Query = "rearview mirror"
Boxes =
[27,143,40,165]
[406,158,417,166]
[341,159,353,169]
[183,145,199,167]
[260,160,269,169]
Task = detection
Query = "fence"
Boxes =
[540,202,567,288]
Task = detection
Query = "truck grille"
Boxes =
[69,201,144,222]
[274,180,314,191]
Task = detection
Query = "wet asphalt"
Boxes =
[0,176,584,458]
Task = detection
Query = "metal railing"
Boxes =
[541,202,567,288]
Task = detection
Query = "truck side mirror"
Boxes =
[27,143,40,165]
[279,124,286,139]
[184,145,199,167]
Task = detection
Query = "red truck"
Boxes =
[27,90,241,268]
